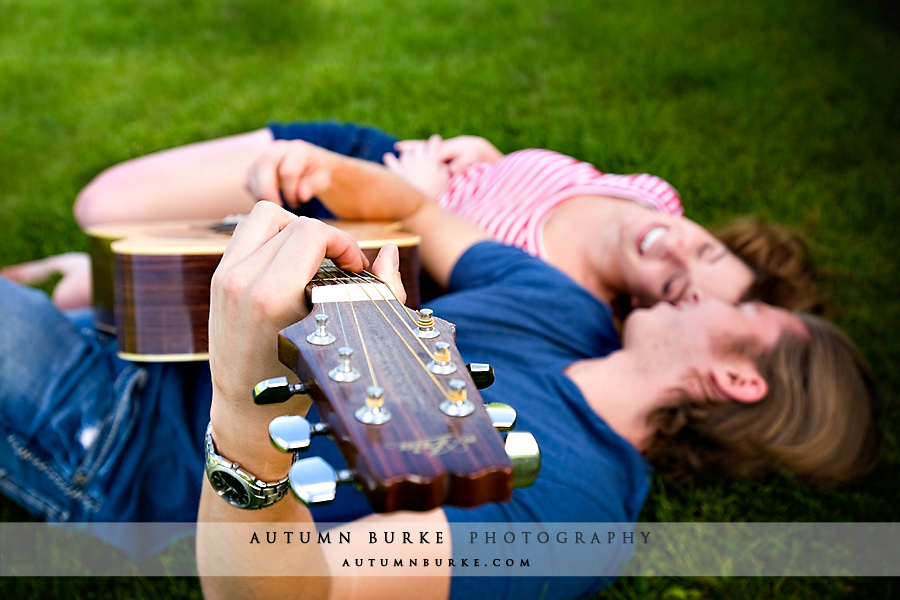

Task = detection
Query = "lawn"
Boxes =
[0,0,897,598]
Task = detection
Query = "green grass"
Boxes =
[1,0,898,597]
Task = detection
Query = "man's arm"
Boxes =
[198,202,451,600]
[245,139,430,221]
[244,140,491,288]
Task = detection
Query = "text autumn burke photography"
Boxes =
[244,526,652,572]
[247,528,652,546]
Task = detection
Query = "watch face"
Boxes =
[209,470,252,508]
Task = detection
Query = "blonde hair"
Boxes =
[644,313,880,485]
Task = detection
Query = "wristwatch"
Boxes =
[204,422,291,509]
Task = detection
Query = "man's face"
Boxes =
[622,299,806,397]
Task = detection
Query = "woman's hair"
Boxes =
[644,313,880,486]
[715,216,825,313]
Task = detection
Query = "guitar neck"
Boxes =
[278,264,513,512]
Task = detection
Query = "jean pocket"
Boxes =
[71,364,147,488]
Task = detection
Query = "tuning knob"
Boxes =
[466,363,495,389]
[504,432,541,489]
[268,415,329,452]
[253,376,307,405]
[484,402,517,431]
[289,457,354,505]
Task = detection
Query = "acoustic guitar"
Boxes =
[85,218,421,362]
[253,260,541,512]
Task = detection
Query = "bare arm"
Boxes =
[400,201,490,289]
[198,202,450,600]
[73,129,274,227]
[245,139,429,221]
[244,140,491,288]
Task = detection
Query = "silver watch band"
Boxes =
[205,422,291,509]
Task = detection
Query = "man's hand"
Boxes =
[245,139,334,210]
[207,201,405,478]
[246,138,429,221]
[1,252,92,310]
[209,202,367,404]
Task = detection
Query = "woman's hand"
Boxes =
[384,134,452,199]
[394,134,503,175]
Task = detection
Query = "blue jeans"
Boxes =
[0,278,147,522]
[0,278,210,532]
[0,277,371,532]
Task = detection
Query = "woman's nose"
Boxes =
[677,288,702,306]
[661,234,690,266]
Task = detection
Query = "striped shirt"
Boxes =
[436,149,683,258]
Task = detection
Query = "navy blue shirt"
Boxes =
[304,243,651,598]
[436,243,651,599]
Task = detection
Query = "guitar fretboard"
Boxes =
[310,261,394,304]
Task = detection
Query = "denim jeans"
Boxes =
[0,278,147,522]
[0,277,211,533]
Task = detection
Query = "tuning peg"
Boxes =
[307,313,337,345]
[289,457,354,505]
[414,308,440,339]
[253,376,308,405]
[427,342,457,375]
[466,363,495,389]
[268,415,329,452]
[484,402,516,431]
[503,432,541,489]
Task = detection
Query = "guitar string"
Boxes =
[350,269,424,331]
[348,270,439,358]
[343,281,379,387]
[310,267,350,344]
[310,264,456,400]
[334,267,454,400]
[322,266,350,344]
[312,268,377,387]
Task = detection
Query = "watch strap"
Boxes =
[205,422,291,509]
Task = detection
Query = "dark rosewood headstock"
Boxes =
[277,261,513,512]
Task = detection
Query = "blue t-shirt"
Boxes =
[435,243,652,599]
[302,242,651,598]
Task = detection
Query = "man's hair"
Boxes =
[643,313,880,485]
[715,216,825,314]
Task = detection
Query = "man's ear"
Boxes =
[711,359,768,403]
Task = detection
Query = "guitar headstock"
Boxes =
[273,261,528,512]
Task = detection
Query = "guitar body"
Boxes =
[86,219,421,361]
[278,264,513,511]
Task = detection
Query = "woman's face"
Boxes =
[616,212,755,308]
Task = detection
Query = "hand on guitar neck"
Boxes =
[210,202,537,512]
